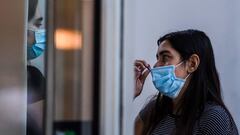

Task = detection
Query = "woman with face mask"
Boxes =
[27,0,46,61]
[134,30,238,135]
[27,0,45,135]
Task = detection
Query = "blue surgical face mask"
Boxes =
[150,61,190,99]
[27,29,46,60]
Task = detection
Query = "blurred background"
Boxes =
[0,0,239,135]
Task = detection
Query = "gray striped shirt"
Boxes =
[140,102,239,135]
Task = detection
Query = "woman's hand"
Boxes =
[134,60,151,99]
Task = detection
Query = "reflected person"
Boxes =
[27,0,46,135]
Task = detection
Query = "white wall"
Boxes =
[132,0,240,131]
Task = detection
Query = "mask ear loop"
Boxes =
[175,61,184,68]
[175,61,191,80]
[146,66,151,71]
[184,73,191,80]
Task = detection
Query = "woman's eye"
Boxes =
[162,55,169,62]
[34,23,42,28]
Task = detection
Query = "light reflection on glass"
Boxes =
[55,28,82,50]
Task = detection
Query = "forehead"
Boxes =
[157,40,180,57]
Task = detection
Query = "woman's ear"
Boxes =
[186,54,200,73]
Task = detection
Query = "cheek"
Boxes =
[174,68,187,79]
[153,60,169,68]
[27,31,35,46]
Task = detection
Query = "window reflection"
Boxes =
[27,0,46,135]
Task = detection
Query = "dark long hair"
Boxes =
[28,0,38,21]
[143,29,234,134]
[27,65,45,104]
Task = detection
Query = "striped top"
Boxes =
[140,102,239,135]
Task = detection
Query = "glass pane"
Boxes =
[27,0,46,135]
[47,0,97,135]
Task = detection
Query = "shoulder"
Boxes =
[201,104,230,124]
[202,103,229,117]
[198,103,238,134]
[139,99,156,123]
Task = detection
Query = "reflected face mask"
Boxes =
[151,62,189,99]
[27,29,46,60]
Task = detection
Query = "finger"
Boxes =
[137,60,151,70]
[135,60,150,72]
[140,69,150,82]
[135,60,148,67]
[135,60,149,68]
[134,66,140,72]
[134,67,141,78]
[135,61,146,69]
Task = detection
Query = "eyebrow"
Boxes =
[156,50,171,58]
[35,17,43,23]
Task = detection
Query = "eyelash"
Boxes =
[158,56,169,64]
[162,55,169,62]
[34,23,42,28]
[156,55,170,64]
